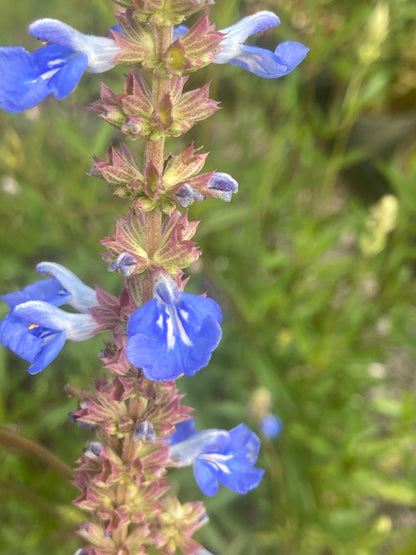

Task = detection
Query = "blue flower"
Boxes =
[35,261,98,313]
[0,18,119,113]
[167,419,264,496]
[259,413,282,439]
[126,274,222,381]
[173,11,309,79]
[0,262,98,374]
[215,11,309,78]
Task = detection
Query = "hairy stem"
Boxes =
[111,26,174,548]
[143,26,173,303]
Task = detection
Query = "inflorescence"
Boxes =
[0,3,308,553]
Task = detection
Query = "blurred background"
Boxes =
[1,1,416,553]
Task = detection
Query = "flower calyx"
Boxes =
[114,0,215,26]
[166,11,223,74]
[91,71,219,141]
[101,210,200,279]
[111,10,157,68]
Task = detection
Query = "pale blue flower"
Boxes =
[0,262,98,374]
[214,11,309,78]
[173,11,309,79]
[167,419,264,496]
[126,275,222,381]
[0,18,119,112]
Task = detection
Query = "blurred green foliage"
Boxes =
[1,0,416,553]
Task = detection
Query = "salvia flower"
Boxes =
[0,262,98,374]
[0,18,119,112]
[167,419,264,496]
[126,274,222,381]
[173,11,309,79]
[214,11,309,78]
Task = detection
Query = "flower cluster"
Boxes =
[0,3,308,553]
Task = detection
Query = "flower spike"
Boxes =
[126,274,222,380]
[0,18,119,112]
[167,420,264,496]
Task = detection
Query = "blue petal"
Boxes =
[48,52,88,98]
[181,292,223,324]
[168,429,229,466]
[220,11,280,39]
[110,24,123,35]
[13,301,97,342]
[208,424,264,494]
[36,262,97,312]
[274,41,310,75]
[154,277,181,305]
[29,19,83,50]
[27,329,67,375]
[215,11,280,64]
[218,465,264,494]
[31,43,73,73]
[228,44,288,78]
[194,459,220,496]
[172,25,189,42]
[126,298,160,337]
[0,47,51,112]
[126,293,222,380]
[13,301,64,332]
[29,19,119,73]
[1,278,68,309]
[126,313,221,380]
[167,419,197,444]
[0,313,43,363]
[227,424,261,464]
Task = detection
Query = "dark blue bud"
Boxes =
[108,252,137,277]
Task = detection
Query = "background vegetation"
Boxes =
[1,0,416,553]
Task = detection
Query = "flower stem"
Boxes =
[143,26,173,303]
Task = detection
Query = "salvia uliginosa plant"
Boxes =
[0,3,308,554]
